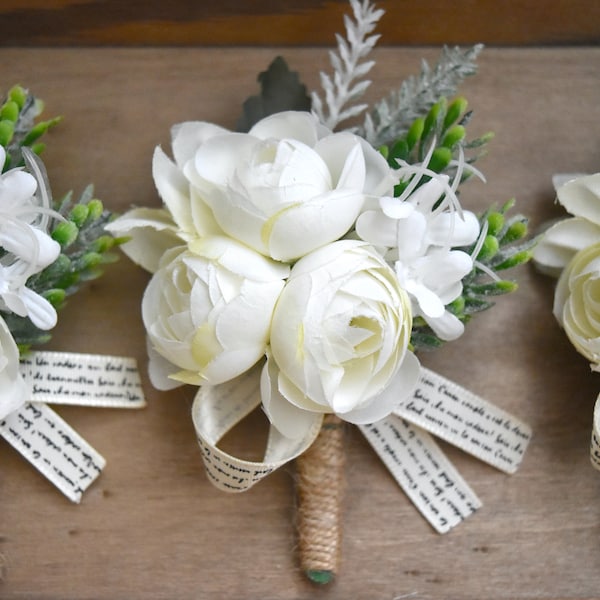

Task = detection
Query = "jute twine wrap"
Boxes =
[296,414,346,584]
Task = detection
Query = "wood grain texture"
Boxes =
[0,46,599,599]
[0,0,599,46]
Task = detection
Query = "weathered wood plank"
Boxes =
[0,0,598,46]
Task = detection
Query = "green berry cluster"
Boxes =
[379,96,494,196]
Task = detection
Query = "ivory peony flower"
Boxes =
[142,236,289,389]
[261,240,419,437]
[0,315,30,420]
[356,168,480,341]
[183,111,396,261]
[553,241,600,368]
[533,173,600,277]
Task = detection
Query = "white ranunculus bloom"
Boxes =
[0,315,30,420]
[533,173,600,277]
[183,111,396,262]
[262,240,419,437]
[142,236,289,389]
[553,241,600,368]
[356,172,480,341]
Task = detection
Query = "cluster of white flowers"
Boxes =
[109,111,480,437]
[0,147,61,419]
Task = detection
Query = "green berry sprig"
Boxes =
[1,84,62,171]
[379,96,494,196]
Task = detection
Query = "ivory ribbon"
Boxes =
[359,416,481,533]
[0,350,145,502]
[591,394,600,471]
[192,368,322,492]
[191,364,531,531]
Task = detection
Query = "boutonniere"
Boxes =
[0,84,145,503]
[533,172,600,470]
[109,0,535,583]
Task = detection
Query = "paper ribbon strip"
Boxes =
[0,402,106,502]
[591,394,600,471]
[191,365,531,531]
[20,351,146,408]
[395,367,531,474]
[359,416,481,533]
[192,368,322,492]
[0,351,145,502]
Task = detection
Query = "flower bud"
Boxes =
[0,100,19,122]
[423,98,447,140]
[68,204,89,228]
[8,85,27,109]
[86,199,104,221]
[406,117,424,150]
[477,235,499,260]
[42,288,67,308]
[486,212,504,236]
[502,220,528,243]
[428,146,452,173]
[443,96,468,129]
[442,125,466,149]
[0,120,14,147]
[51,221,79,247]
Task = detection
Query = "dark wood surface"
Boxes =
[0,0,599,46]
[0,46,600,599]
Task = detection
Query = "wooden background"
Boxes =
[0,0,599,46]
[1,2,600,600]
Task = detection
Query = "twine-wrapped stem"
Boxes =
[296,414,346,584]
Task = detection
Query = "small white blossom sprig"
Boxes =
[0,84,125,419]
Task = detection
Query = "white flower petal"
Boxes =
[0,170,37,208]
[260,355,324,439]
[267,190,365,261]
[249,111,321,147]
[19,286,57,330]
[409,281,446,318]
[146,338,184,391]
[533,217,600,277]
[152,146,195,234]
[106,207,183,273]
[428,210,480,246]
[379,196,415,219]
[552,173,587,191]
[357,137,398,196]
[170,121,229,168]
[557,173,600,224]
[0,224,60,270]
[343,351,420,424]
[355,210,400,247]
[426,310,465,341]
[314,133,365,190]
[193,133,258,188]
[0,315,30,419]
